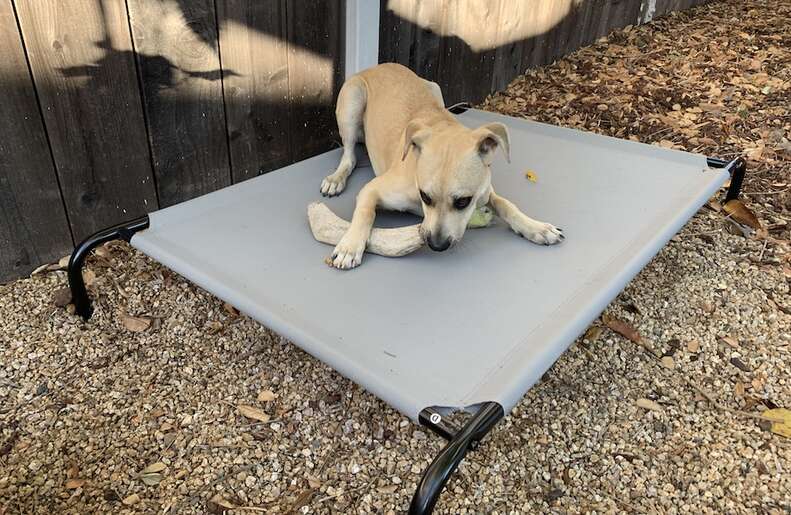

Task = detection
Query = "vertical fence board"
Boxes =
[0,0,72,281]
[286,0,344,162]
[218,0,292,183]
[491,1,528,94]
[13,0,156,241]
[378,0,414,72]
[437,2,497,105]
[126,0,231,206]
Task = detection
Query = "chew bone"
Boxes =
[307,202,495,258]
[308,202,423,257]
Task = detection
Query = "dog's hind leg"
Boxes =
[424,79,445,108]
[321,76,367,196]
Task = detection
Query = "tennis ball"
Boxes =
[467,205,494,228]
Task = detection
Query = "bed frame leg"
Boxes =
[723,157,746,203]
[409,401,504,515]
[706,156,746,202]
[68,216,150,320]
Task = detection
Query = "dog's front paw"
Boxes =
[330,235,366,269]
[515,219,565,245]
[320,173,347,197]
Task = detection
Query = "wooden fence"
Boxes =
[379,0,709,105]
[1,0,707,282]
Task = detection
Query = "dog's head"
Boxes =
[402,121,510,251]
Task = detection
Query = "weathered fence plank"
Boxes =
[437,2,498,106]
[286,0,345,162]
[0,0,73,281]
[217,0,292,182]
[14,0,157,241]
[491,1,528,94]
[126,0,232,206]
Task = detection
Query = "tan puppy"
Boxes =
[322,63,564,269]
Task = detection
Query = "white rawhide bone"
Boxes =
[308,202,495,258]
[308,202,423,257]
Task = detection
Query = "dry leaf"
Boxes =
[149,408,166,419]
[623,302,641,315]
[122,494,141,505]
[141,462,167,475]
[65,478,86,489]
[120,313,151,333]
[377,484,399,494]
[635,398,662,412]
[139,461,167,485]
[730,357,751,372]
[257,390,276,402]
[141,473,163,486]
[762,408,791,438]
[720,336,739,348]
[208,494,236,514]
[237,404,270,423]
[687,340,700,353]
[660,356,675,369]
[206,321,224,335]
[603,315,642,343]
[52,287,72,308]
[31,262,52,275]
[525,170,538,182]
[583,325,603,343]
[752,377,764,392]
[95,244,113,258]
[723,199,761,230]
[223,302,239,318]
[83,269,97,286]
[734,382,745,397]
[56,255,70,270]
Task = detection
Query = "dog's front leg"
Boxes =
[487,189,564,245]
[330,180,382,269]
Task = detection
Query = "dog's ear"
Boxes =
[401,121,431,161]
[475,123,511,164]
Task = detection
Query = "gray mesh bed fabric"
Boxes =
[130,108,728,421]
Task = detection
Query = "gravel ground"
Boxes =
[2,1,790,513]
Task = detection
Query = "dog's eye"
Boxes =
[453,196,472,210]
[419,190,432,206]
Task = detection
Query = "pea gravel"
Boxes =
[1,1,789,513]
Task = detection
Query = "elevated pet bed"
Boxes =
[68,105,745,514]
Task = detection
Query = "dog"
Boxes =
[321,63,564,269]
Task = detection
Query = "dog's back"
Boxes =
[356,63,449,174]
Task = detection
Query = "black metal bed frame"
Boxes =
[66,103,747,514]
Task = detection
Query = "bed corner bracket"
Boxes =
[410,401,504,514]
[68,216,150,320]
[706,156,746,202]
[447,102,472,114]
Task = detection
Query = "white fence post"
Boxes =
[345,0,381,78]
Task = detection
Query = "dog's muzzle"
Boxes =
[426,236,452,252]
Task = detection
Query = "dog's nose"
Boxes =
[427,237,451,252]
